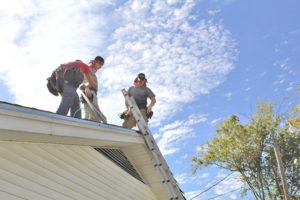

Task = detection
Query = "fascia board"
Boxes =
[0,103,144,147]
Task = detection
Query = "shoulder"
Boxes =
[145,87,155,96]
[128,86,134,92]
[74,61,88,68]
[74,61,90,74]
[145,86,153,92]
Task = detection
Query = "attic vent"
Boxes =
[94,148,144,183]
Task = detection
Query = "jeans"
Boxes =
[56,83,81,118]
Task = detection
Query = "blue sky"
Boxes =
[0,0,299,199]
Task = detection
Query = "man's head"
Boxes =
[92,56,104,72]
[134,73,147,87]
[95,56,104,64]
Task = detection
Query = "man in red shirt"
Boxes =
[80,56,104,121]
[55,58,96,118]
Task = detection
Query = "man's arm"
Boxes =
[147,96,156,113]
[80,74,92,97]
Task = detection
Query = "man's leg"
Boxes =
[82,102,90,120]
[71,91,81,119]
[140,109,148,124]
[90,91,101,121]
[122,114,136,129]
[82,91,98,121]
[122,109,148,128]
[56,83,76,116]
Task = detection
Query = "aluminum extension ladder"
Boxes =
[79,90,107,123]
[122,88,185,200]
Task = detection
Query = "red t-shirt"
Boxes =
[64,60,90,76]
[55,60,93,88]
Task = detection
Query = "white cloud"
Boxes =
[286,86,293,91]
[243,97,249,102]
[184,190,203,200]
[211,117,222,126]
[258,71,267,77]
[175,171,210,186]
[200,173,209,179]
[229,193,238,199]
[289,28,300,35]
[211,0,237,4]
[100,0,236,125]
[208,9,221,16]
[213,172,243,199]
[182,153,189,159]
[279,79,285,84]
[223,92,232,101]
[157,114,207,155]
[186,172,243,200]
[274,58,290,71]
[0,0,236,127]
[0,0,112,111]
[175,173,190,185]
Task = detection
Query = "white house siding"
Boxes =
[0,141,158,200]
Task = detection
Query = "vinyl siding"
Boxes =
[0,141,158,200]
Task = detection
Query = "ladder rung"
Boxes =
[79,91,107,123]
[121,89,184,200]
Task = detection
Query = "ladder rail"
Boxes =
[122,89,185,200]
[135,110,180,188]
[126,93,180,183]
[79,90,107,123]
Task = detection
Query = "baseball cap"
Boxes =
[94,56,104,63]
[138,73,146,80]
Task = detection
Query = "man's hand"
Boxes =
[125,109,132,116]
[119,109,131,119]
[80,82,91,90]
[147,106,152,113]
[84,87,92,98]
[79,83,85,90]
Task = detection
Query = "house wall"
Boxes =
[0,141,158,200]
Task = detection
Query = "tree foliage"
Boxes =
[193,103,300,200]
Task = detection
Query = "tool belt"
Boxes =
[119,110,153,119]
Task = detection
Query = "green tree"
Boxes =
[193,103,300,200]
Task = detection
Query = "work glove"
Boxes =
[119,109,131,119]
[119,111,129,119]
[146,106,154,119]
[119,112,128,119]
[146,111,153,119]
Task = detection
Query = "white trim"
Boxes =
[0,104,143,147]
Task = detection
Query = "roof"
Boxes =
[0,101,142,147]
[0,101,184,200]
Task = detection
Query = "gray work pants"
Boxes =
[56,83,81,118]
[122,109,148,129]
